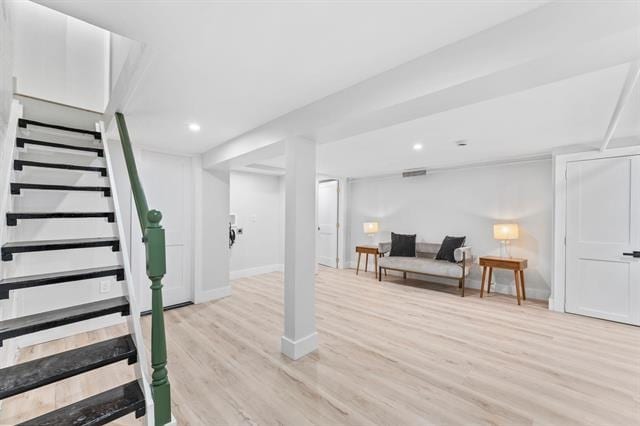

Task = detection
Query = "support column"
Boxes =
[281,136,318,360]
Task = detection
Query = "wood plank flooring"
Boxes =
[1,267,639,425]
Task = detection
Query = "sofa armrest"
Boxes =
[454,246,473,263]
[379,241,391,254]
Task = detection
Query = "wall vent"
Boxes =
[402,169,427,178]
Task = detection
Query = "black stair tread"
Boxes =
[3,237,118,249]
[17,138,103,156]
[18,118,102,140]
[7,212,115,226]
[11,182,111,196]
[1,237,120,261]
[0,296,130,345]
[0,335,137,400]
[0,266,124,298]
[14,159,107,176]
[18,380,145,426]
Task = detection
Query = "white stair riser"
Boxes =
[18,127,100,147]
[3,249,123,277]
[17,145,101,159]
[6,219,118,242]
[17,151,106,167]
[14,168,109,187]
[13,190,113,212]
[16,277,126,317]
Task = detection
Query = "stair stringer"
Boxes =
[0,100,23,376]
[99,120,155,426]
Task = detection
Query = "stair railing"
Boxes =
[115,112,171,425]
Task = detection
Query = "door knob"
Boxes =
[623,251,640,258]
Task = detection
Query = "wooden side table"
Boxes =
[355,245,383,279]
[479,256,528,305]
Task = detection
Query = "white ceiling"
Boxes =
[36,0,546,154]
[35,0,640,178]
[254,63,640,177]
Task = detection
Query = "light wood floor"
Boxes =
[2,267,639,425]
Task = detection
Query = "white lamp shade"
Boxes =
[493,223,519,240]
[363,222,379,234]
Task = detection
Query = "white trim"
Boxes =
[192,156,204,304]
[0,100,23,386]
[100,120,155,426]
[230,264,283,280]
[194,285,231,304]
[280,332,318,360]
[601,61,640,152]
[552,145,640,313]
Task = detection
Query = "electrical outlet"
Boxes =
[250,214,257,223]
[99,281,111,294]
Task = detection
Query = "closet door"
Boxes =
[565,155,639,325]
[137,150,193,310]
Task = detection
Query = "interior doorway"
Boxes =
[317,179,339,268]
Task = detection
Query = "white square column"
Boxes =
[281,136,318,360]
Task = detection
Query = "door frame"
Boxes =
[551,145,640,313]
[317,178,340,268]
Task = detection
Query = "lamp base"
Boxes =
[500,240,513,258]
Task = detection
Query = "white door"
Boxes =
[317,180,339,268]
[566,155,640,325]
[136,150,193,310]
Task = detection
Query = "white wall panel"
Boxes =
[12,1,109,112]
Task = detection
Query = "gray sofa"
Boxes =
[378,242,473,296]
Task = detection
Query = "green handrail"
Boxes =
[115,112,171,425]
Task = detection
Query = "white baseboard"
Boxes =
[230,264,283,280]
[281,332,318,360]
[194,285,231,304]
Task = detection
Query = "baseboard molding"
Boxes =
[347,261,550,300]
[281,332,318,360]
[230,264,283,280]
[195,285,231,304]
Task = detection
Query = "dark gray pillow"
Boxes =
[390,232,416,257]
[436,236,466,262]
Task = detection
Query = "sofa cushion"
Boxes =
[390,232,416,257]
[379,256,469,278]
[435,236,466,263]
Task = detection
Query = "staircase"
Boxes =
[0,114,157,424]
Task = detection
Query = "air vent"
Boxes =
[402,169,427,178]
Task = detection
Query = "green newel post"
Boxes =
[146,210,171,425]
[115,112,172,425]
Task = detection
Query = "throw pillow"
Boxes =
[390,232,416,257]
[435,236,466,262]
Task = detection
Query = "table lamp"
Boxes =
[493,223,519,258]
[363,222,379,243]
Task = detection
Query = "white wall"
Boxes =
[347,160,552,299]
[198,167,231,300]
[11,1,109,112]
[0,0,13,145]
[229,171,284,277]
[109,32,135,93]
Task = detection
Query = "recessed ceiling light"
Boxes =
[188,123,201,132]
[455,139,468,147]
[413,143,423,151]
